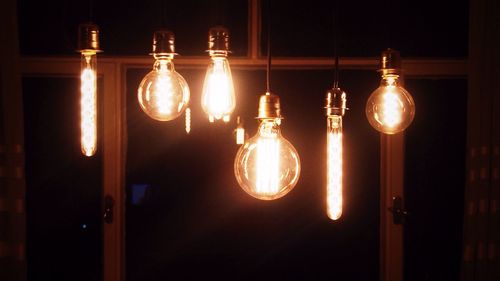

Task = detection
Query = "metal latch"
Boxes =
[104,195,114,224]
[388,196,408,225]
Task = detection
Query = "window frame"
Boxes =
[19,1,468,281]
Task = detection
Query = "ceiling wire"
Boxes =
[333,0,340,88]
[266,0,271,93]
[161,0,167,28]
[88,0,94,22]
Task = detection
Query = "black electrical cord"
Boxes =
[161,0,167,28]
[333,0,340,88]
[88,0,94,22]
[215,0,221,25]
[266,0,271,93]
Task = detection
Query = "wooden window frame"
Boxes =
[18,1,467,281]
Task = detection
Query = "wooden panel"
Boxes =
[21,56,467,76]
[380,133,404,281]
[462,0,500,280]
[101,62,126,281]
[0,0,26,280]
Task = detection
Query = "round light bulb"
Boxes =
[138,55,190,121]
[234,119,301,200]
[365,75,415,134]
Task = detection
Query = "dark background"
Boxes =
[17,0,468,58]
[19,0,467,280]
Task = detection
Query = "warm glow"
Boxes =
[236,127,245,145]
[327,116,343,220]
[234,119,301,200]
[201,57,235,122]
[365,74,415,134]
[155,71,173,115]
[80,53,97,157]
[185,107,191,134]
[256,137,280,195]
[381,89,402,128]
[137,57,190,121]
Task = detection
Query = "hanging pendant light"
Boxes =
[137,30,190,122]
[233,0,301,200]
[78,22,101,157]
[201,26,236,123]
[366,48,415,134]
[325,87,347,220]
[324,1,348,220]
[234,93,301,200]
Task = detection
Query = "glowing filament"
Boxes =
[156,74,173,114]
[236,127,245,145]
[256,137,280,195]
[206,68,230,120]
[382,90,402,128]
[80,53,97,156]
[185,107,191,134]
[327,116,343,220]
[202,57,235,122]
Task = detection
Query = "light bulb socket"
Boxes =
[207,26,230,54]
[77,22,102,52]
[325,87,347,116]
[257,93,282,119]
[151,30,176,55]
[379,48,402,75]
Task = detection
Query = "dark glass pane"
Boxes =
[262,0,468,57]
[0,76,4,143]
[18,0,248,56]
[126,68,379,280]
[23,77,102,281]
[404,79,466,280]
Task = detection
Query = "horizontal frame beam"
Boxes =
[21,56,467,78]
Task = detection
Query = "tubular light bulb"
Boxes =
[327,116,343,219]
[80,52,97,156]
[325,88,347,220]
[201,26,235,122]
[234,93,300,200]
[185,107,191,134]
[366,49,415,134]
[235,116,245,145]
[138,30,190,121]
[78,23,101,157]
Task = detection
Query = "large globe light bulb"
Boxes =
[366,49,415,134]
[234,93,301,200]
[137,30,190,121]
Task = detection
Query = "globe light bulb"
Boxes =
[325,88,347,220]
[234,93,301,200]
[138,30,190,121]
[201,26,236,123]
[78,23,101,157]
[366,49,415,134]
